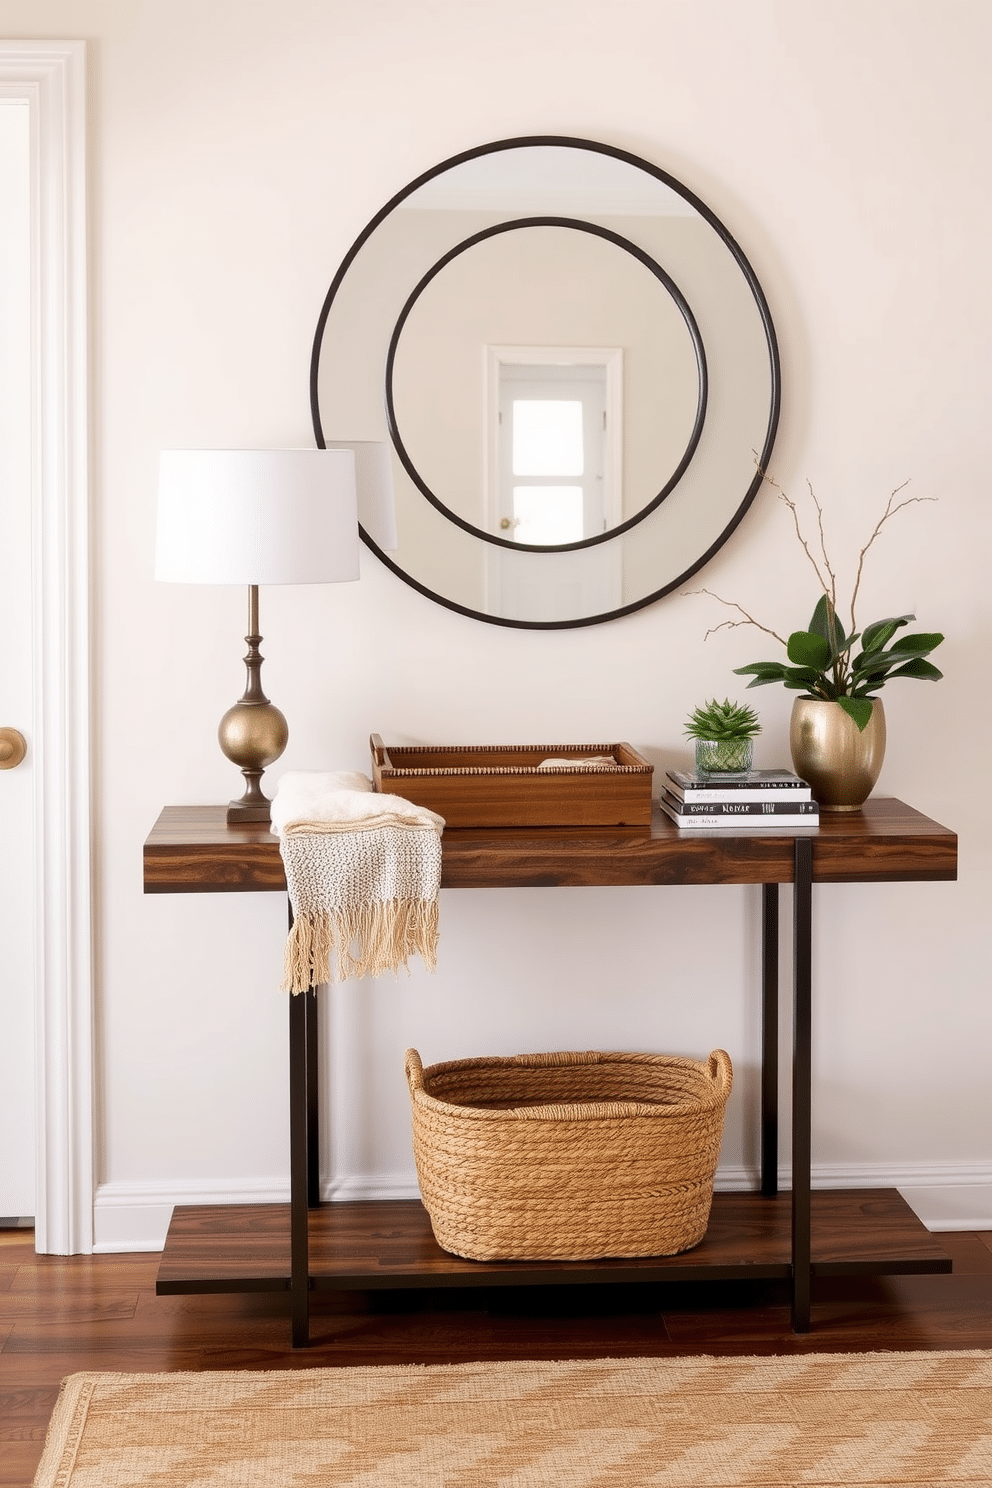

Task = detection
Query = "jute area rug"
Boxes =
[34,1350,992,1487]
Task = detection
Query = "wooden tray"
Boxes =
[370,735,653,828]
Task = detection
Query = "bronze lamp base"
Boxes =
[219,586,289,824]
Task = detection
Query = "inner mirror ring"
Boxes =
[384,216,709,552]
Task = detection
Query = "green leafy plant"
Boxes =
[734,596,943,730]
[684,698,761,742]
[691,477,945,731]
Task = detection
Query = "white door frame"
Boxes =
[1,41,93,1253]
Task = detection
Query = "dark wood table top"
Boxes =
[144,797,956,894]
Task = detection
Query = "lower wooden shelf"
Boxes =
[156,1190,951,1298]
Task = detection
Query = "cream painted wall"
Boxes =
[2,0,989,1246]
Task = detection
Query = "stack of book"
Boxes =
[659,769,819,829]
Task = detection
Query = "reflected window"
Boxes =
[512,400,584,476]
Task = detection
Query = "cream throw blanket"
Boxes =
[271,771,444,992]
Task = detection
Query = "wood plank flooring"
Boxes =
[4,1225,992,1488]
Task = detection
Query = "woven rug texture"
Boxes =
[33,1350,992,1487]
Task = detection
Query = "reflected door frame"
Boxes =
[484,345,623,543]
[483,346,623,620]
[0,42,93,1254]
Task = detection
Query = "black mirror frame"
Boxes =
[310,135,780,630]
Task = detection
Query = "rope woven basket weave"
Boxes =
[405,1047,732,1261]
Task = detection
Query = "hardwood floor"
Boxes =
[3,1226,992,1486]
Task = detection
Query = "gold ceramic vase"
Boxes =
[789,697,886,811]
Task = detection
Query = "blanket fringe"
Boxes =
[282,899,439,992]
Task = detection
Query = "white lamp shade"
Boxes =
[156,449,360,585]
[323,440,398,552]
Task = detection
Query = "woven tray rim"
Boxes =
[376,741,653,778]
[405,1048,732,1124]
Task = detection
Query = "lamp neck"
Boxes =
[239,584,270,705]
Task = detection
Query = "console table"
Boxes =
[144,797,957,1347]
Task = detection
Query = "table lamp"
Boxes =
[156,448,360,824]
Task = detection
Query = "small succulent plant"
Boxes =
[684,698,762,742]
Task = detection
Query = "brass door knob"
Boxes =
[0,728,27,770]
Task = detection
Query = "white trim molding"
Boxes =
[93,1174,419,1253]
[896,1182,992,1233]
[1,42,93,1254]
[93,1179,292,1254]
[719,1160,992,1232]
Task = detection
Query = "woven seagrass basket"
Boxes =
[405,1046,732,1262]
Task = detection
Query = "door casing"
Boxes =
[0,41,92,1254]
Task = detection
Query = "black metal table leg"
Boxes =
[791,837,813,1333]
[761,883,779,1196]
[289,986,311,1346]
[287,902,311,1348]
[306,987,320,1207]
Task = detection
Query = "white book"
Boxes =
[659,796,819,830]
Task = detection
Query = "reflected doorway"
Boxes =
[485,347,623,619]
[487,346,622,544]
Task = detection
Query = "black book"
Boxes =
[666,769,812,803]
[659,791,819,828]
[661,790,818,818]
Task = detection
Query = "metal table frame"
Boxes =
[286,838,815,1348]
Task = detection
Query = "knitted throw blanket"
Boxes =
[271,771,444,992]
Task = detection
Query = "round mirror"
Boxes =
[311,136,780,629]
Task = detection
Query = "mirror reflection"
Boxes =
[311,138,779,627]
[387,221,705,546]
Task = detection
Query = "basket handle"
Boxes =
[404,1047,425,1095]
[708,1048,733,1099]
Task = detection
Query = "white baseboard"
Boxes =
[92,1202,175,1253]
[92,1161,992,1252]
[92,1177,291,1253]
[895,1184,992,1232]
[92,1173,418,1252]
[323,1173,421,1203]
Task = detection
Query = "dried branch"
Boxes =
[760,468,834,598]
[683,589,788,647]
[806,479,837,610]
[692,471,938,673]
[848,483,935,630]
